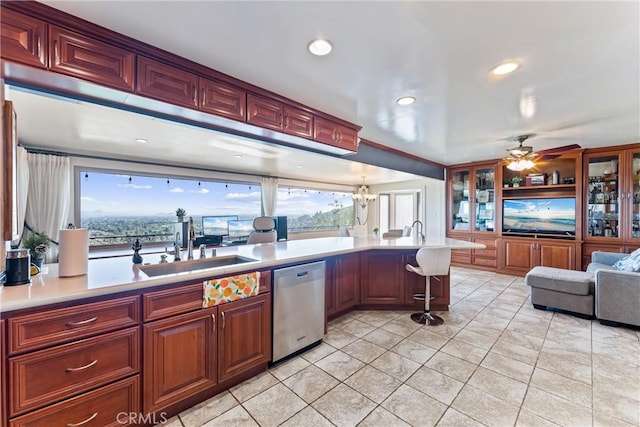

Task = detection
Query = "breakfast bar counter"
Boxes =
[0,236,484,312]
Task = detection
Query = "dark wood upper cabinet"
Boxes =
[49,26,134,92]
[199,77,246,122]
[314,117,359,151]
[247,94,283,132]
[284,106,313,139]
[0,8,47,68]
[137,56,198,109]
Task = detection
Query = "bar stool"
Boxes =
[405,247,452,325]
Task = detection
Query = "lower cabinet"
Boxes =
[404,252,450,311]
[502,238,579,273]
[143,293,271,414]
[326,254,360,316]
[361,251,406,306]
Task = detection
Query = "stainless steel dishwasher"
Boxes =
[272,261,325,363]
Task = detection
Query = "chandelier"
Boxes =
[505,134,536,171]
[352,176,377,210]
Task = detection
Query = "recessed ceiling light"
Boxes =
[489,60,522,77]
[134,138,148,143]
[234,154,243,159]
[296,165,303,169]
[396,96,416,106]
[308,39,332,56]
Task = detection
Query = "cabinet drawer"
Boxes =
[474,237,497,248]
[451,250,471,264]
[9,327,139,416]
[9,376,140,427]
[9,295,140,354]
[137,56,198,109]
[473,256,498,268]
[473,247,497,258]
[0,8,47,68]
[143,283,203,322]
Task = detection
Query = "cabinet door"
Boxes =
[218,294,270,383]
[0,8,47,68]
[325,260,337,317]
[313,117,338,145]
[335,254,360,312]
[143,307,217,414]
[429,274,451,311]
[625,148,640,242]
[585,150,622,241]
[283,106,313,139]
[404,253,424,307]
[538,241,576,270]
[247,94,283,131]
[502,239,534,272]
[199,77,246,121]
[449,168,471,233]
[472,167,496,233]
[336,124,359,151]
[49,26,134,92]
[361,251,405,306]
[137,56,198,109]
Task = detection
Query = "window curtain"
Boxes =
[261,176,278,216]
[24,152,70,262]
[15,146,29,247]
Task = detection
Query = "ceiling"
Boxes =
[8,1,640,185]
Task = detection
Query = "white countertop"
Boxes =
[0,236,484,312]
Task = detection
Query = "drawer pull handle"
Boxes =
[66,316,98,327]
[211,313,216,331]
[66,359,98,372]
[221,311,226,329]
[67,412,98,426]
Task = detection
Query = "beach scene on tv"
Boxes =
[503,198,576,234]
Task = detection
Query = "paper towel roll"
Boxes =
[58,228,89,277]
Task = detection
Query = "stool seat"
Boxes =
[405,247,452,326]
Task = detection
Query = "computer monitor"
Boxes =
[202,215,238,236]
[227,219,254,240]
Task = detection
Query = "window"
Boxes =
[79,170,260,247]
[276,187,354,232]
[378,191,420,231]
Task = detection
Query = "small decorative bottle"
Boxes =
[132,238,143,264]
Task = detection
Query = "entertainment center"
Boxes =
[446,143,640,275]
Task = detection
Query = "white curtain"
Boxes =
[24,152,71,262]
[14,146,29,247]
[261,176,278,216]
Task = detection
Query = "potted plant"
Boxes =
[372,227,379,237]
[511,176,523,187]
[22,231,50,268]
[175,208,186,222]
[503,179,511,188]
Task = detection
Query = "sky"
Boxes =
[80,171,352,217]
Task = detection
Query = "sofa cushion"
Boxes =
[613,248,640,272]
[525,266,594,296]
[587,263,618,273]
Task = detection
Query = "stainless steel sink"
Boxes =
[138,255,258,277]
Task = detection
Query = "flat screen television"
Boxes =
[202,215,238,236]
[227,219,254,240]
[503,197,576,236]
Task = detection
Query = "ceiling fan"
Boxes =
[503,134,581,171]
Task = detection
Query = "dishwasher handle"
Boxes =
[296,271,308,277]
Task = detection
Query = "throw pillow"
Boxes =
[613,248,640,272]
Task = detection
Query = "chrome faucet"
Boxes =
[412,220,425,242]
[187,217,196,260]
[174,231,181,261]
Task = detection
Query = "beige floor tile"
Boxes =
[312,384,376,427]
[541,337,592,366]
[370,350,421,381]
[336,318,376,338]
[382,384,448,427]
[343,365,402,403]
[428,323,462,339]
[530,367,592,408]
[279,406,334,427]
[161,416,183,427]
[592,340,640,369]
[300,342,337,363]
[536,351,591,385]
[425,352,477,382]
[436,408,486,426]
[407,327,451,349]
[491,337,539,366]
[315,350,365,381]
[593,363,640,401]
[340,338,387,363]
[328,315,355,329]
[592,321,640,343]
[467,366,527,406]
[362,328,404,349]
[359,406,411,427]
[453,328,498,350]
[451,384,519,426]
[481,351,533,383]
[463,318,508,338]
[179,391,238,426]
[440,338,489,365]
[506,315,549,339]
[499,329,544,351]
[323,329,359,349]
[201,405,258,427]
[515,410,561,427]
[405,366,464,405]
[476,306,517,322]
[593,413,639,427]
[269,356,311,381]
[522,387,592,427]
[242,383,307,427]
[437,311,473,328]
[282,365,340,403]
[229,371,279,403]
[381,317,422,337]
[593,388,640,426]
[357,311,399,327]
[391,338,437,364]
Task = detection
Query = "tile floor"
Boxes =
[166,267,640,427]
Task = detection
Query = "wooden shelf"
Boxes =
[503,184,576,191]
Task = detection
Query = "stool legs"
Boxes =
[411,275,444,326]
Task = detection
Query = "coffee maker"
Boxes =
[5,249,31,286]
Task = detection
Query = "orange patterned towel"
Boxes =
[202,271,261,307]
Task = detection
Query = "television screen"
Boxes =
[227,219,254,240]
[503,197,576,235]
[202,215,238,236]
